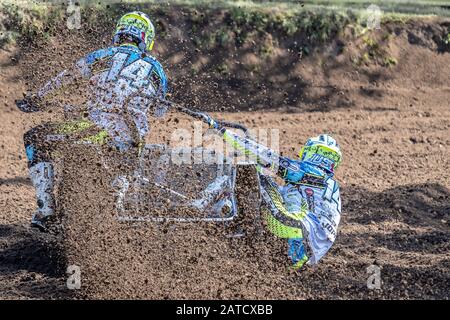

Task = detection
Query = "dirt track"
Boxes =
[0,11,449,299]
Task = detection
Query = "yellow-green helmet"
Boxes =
[298,134,342,174]
[113,11,155,52]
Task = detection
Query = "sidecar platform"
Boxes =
[114,144,239,222]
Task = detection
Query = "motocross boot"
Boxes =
[29,162,55,232]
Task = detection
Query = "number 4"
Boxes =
[121,59,152,87]
[106,52,153,88]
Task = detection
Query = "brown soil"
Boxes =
[0,11,449,299]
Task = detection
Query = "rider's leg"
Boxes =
[29,162,55,229]
[259,175,309,269]
[278,184,309,269]
[24,119,113,231]
[24,124,57,230]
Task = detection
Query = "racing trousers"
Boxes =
[23,117,141,225]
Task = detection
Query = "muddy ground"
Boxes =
[0,8,449,299]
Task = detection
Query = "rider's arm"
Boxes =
[151,59,169,117]
[16,59,89,113]
[37,49,108,100]
[213,122,326,184]
[15,48,113,113]
[36,67,82,99]
[152,59,168,97]
[219,127,289,176]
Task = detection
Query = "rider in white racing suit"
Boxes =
[205,117,343,269]
[16,12,167,231]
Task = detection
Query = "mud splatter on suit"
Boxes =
[23,44,167,227]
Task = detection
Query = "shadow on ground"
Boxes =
[0,177,32,186]
[0,224,70,299]
[343,182,450,228]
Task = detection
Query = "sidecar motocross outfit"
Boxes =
[217,128,343,269]
[21,44,167,230]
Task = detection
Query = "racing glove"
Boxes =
[15,95,41,113]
